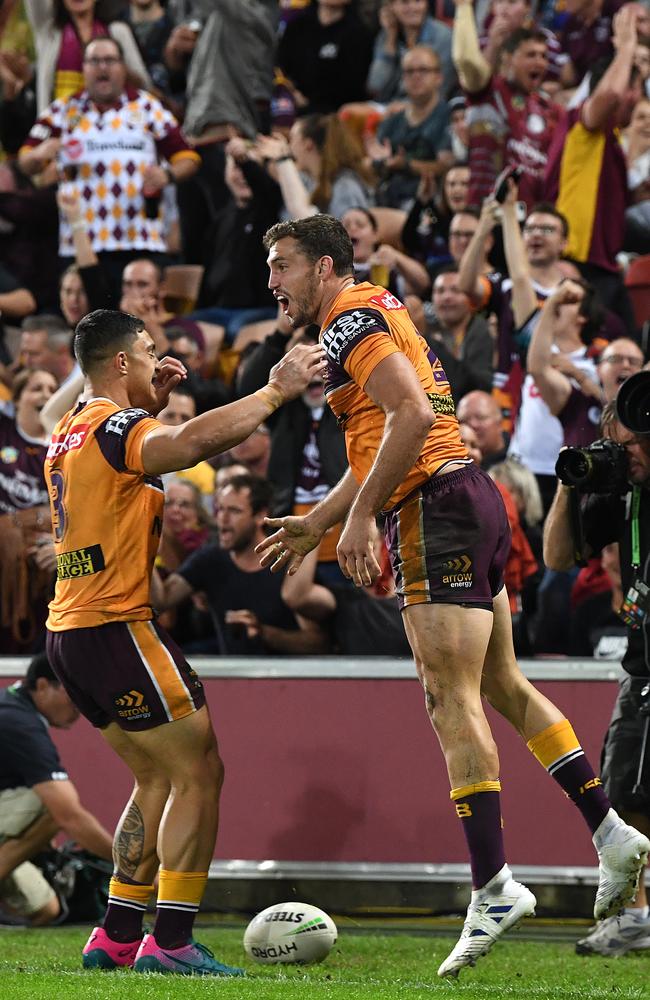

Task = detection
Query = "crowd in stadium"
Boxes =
[0,0,649,659]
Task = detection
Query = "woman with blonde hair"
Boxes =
[489,458,544,529]
[256,113,375,220]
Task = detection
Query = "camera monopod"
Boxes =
[567,486,587,567]
[632,682,650,801]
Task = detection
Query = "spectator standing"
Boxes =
[182,0,278,142]
[125,0,174,96]
[25,0,151,113]
[154,475,330,654]
[19,37,200,296]
[0,653,113,926]
[453,0,565,208]
[479,0,567,89]
[425,265,494,399]
[544,7,641,330]
[458,196,571,430]
[556,0,622,89]
[367,0,454,103]
[367,44,453,209]
[277,0,373,116]
[500,184,605,510]
[188,137,282,344]
[257,113,374,219]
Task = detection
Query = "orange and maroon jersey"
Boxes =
[44,398,163,631]
[321,282,468,511]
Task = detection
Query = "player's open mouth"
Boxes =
[276,294,290,314]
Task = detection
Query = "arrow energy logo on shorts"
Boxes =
[114,689,151,721]
[442,555,473,588]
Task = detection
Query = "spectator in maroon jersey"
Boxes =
[557,0,625,89]
[479,0,568,91]
[452,0,565,208]
[544,5,642,330]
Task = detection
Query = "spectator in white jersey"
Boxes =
[18,36,200,296]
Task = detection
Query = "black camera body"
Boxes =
[555,438,629,494]
[617,370,650,435]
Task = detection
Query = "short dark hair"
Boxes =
[74,309,144,375]
[220,473,274,514]
[527,202,569,239]
[434,262,461,278]
[25,653,60,690]
[263,215,354,278]
[82,35,125,63]
[503,27,547,54]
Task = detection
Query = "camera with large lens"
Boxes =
[555,438,629,494]
[616,370,650,436]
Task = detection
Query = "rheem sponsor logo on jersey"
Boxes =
[47,424,90,459]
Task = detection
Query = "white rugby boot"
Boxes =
[593,811,650,920]
[437,865,536,979]
[576,910,650,957]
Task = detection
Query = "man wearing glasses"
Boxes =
[370,45,454,210]
[18,37,200,295]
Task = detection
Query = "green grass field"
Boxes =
[0,918,647,1000]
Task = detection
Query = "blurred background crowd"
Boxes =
[0,0,649,660]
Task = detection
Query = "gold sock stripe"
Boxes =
[108,878,154,905]
[527,719,580,770]
[157,869,208,906]
[449,780,501,801]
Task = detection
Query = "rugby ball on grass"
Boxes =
[244,901,337,964]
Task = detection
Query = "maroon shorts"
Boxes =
[46,618,206,731]
[383,464,511,611]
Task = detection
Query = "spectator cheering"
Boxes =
[453,0,565,207]
[19,37,200,294]
[25,0,151,113]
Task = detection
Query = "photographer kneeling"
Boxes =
[545,379,650,956]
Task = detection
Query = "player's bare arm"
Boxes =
[142,343,326,476]
[256,468,360,574]
[339,353,434,587]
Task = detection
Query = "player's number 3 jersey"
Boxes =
[321,282,467,510]
[44,398,163,631]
